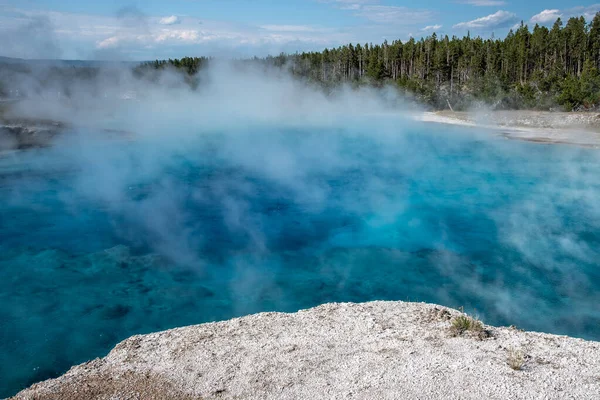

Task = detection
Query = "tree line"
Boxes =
[139,13,600,111]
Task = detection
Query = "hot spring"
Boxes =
[2,110,600,396]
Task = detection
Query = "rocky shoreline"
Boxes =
[419,110,600,148]
[12,301,600,399]
[0,119,66,151]
[435,110,600,131]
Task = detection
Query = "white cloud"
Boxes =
[159,15,180,25]
[453,10,518,30]
[530,9,562,24]
[421,24,442,32]
[0,7,354,58]
[568,4,600,21]
[457,0,506,6]
[94,25,339,51]
[529,5,600,26]
[97,36,121,49]
[0,2,437,60]
[155,29,202,43]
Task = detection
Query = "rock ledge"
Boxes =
[12,301,600,399]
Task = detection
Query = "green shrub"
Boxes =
[450,315,483,335]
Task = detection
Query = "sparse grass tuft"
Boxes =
[450,314,483,336]
[508,347,525,371]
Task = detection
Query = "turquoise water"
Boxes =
[2,118,600,396]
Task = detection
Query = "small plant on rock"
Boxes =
[507,347,525,371]
[450,314,483,336]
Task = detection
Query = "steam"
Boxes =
[93,6,152,60]
[3,60,413,260]
[0,16,62,60]
[2,60,600,339]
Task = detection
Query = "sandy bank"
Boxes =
[12,301,600,399]
[417,110,600,148]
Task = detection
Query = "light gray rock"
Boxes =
[12,301,600,399]
[420,110,600,147]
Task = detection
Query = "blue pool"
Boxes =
[1,117,600,396]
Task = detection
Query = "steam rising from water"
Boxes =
[1,62,600,396]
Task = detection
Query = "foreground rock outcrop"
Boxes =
[12,301,600,399]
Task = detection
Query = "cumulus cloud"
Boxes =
[529,5,600,26]
[97,29,209,49]
[453,10,518,30]
[155,29,202,43]
[96,36,121,49]
[421,24,442,32]
[568,4,600,21]
[0,7,356,59]
[530,9,562,24]
[0,1,437,60]
[159,15,181,25]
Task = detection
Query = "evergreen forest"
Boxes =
[139,13,600,111]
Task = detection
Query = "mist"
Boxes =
[3,60,600,314]
[1,59,600,396]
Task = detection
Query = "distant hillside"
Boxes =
[0,56,138,68]
[0,56,141,99]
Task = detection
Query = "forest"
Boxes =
[138,13,600,111]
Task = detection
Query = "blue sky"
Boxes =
[0,0,599,60]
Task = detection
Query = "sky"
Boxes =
[0,0,598,60]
